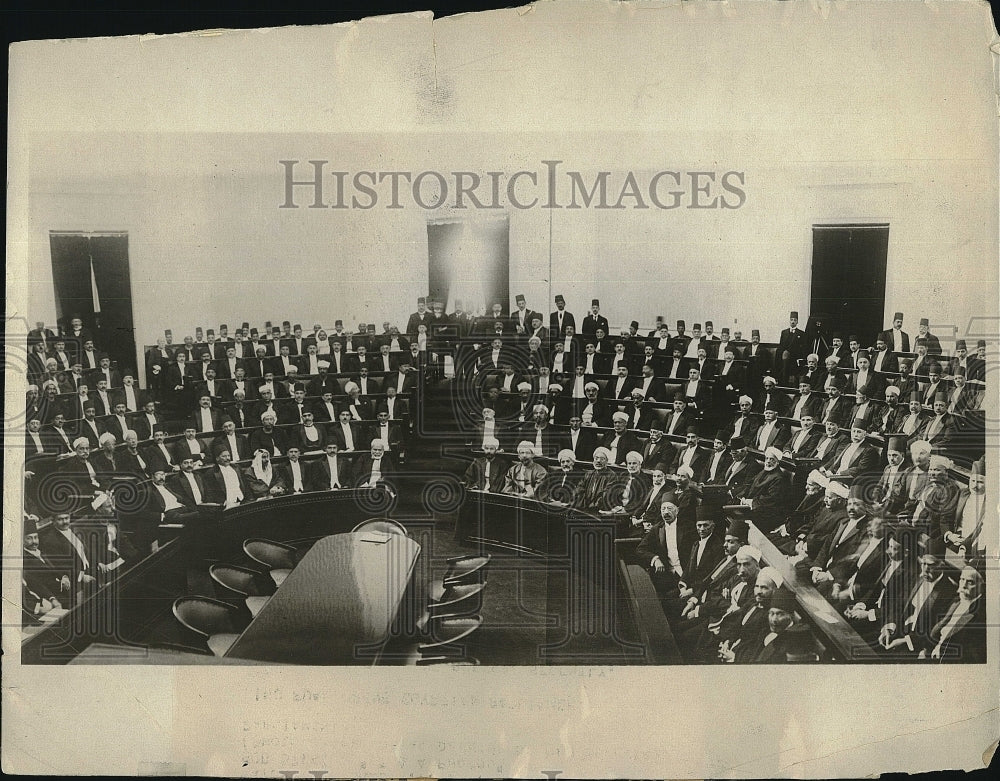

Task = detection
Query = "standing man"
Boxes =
[580,298,609,338]
[778,311,806,385]
[550,294,575,340]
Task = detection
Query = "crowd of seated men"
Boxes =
[20,299,990,661]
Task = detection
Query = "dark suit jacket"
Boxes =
[209,432,251,461]
[549,310,576,337]
[308,455,354,491]
[560,427,598,462]
[698,450,733,484]
[353,454,396,488]
[813,515,870,581]
[598,430,643,465]
[167,470,210,505]
[742,467,789,533]
[636,519,698,580]
[580,312,609,338]
[463,456,509,493]
[683,534,726,592]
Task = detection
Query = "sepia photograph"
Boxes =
[5,1,999,776]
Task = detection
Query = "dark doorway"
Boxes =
[50,232,137,375]
[810,225,889,345]
[427,217,509,316]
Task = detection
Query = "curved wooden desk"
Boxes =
[225,531,420,665]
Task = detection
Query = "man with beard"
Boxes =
[463,436,507,494]
[519,403,560,458]
[536,449,585,507]
[682,542,760,661]
[794,479,850,562]
[630,467,672,533]
[501,441,547,499]
[874,385,906,434]
[909,453,960,555]
[716,565,784,663]
[771,469,828,554]
[573,447,618,512]
[599,411,642,466]
[605,451,651,530]
[736,446,789,534]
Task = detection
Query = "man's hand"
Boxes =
[81,573,96,585]
[651,556,665,573]
[60,576,71,591]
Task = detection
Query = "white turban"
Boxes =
[625,451,643,464]
[929,454,954,471]
[517,381,532,391]
[344,381,360,393]
[592,447,612,460]
[547,383,563,392]
[98,432,117,446]
[612,411,629,422]
[584,382,599,391]
[317,360,330,369]
[72,437,90,449]
[557,449,576,462]
[482,436,500,449]
[676,465,695,478]
[910,439,932,458]
[517,440,539,456]
[807,469,829,488]
[738,395,753,405]
[764,446,784,461]
[757,566,784,588]
[827,481,850,499]
[736,545,762,563]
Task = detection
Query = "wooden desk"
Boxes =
[749,522,880,662]
[225,532,420,665]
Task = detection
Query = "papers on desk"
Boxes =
[359,531,392,544]
[39,608,70,624]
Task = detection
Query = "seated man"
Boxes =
[274,445,309,495]
[536,449,585,507]
[501,441,547,498]
[572,447,618,512]
[605,450,651,525]
[635,499,696,608]
[463,436,507,493]
[308,442,353,491]
[679,517,747,626]
[677,507,725,605]
[209,449,254,507]
[242,450,277,501]
[743,586,820,663]
[917,565,985,663]
[734,447,789,534]
[599,411,642,466]
[877,553,955,657]
[354,439,396,490]
[716,566,784,664]
[807,485,873,596]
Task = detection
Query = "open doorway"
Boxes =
[50,232,137,376]
[810,224,889,343]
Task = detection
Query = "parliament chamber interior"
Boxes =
[20,291,990,666]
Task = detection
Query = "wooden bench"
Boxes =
[613,538,683,664]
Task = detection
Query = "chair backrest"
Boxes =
[172,597,245,638]
[429,581,486,617]
[210,564,271,598]
[243,538,297,570]
[352,518,408,536]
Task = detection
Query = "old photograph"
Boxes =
[5,1,998,776]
